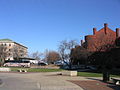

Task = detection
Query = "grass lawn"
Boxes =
[2,67,120,77]
[77,72,120,77]
[77,72,102,77]
[10,67,63,72]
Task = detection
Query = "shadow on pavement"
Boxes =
[86,77,120,90]
[0,79,3,85]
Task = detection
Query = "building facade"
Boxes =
[82,23,120,51]
[70,23,120,65]
[0,39,28,60]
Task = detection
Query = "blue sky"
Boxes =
[0,0,120,53]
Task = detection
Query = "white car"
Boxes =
[4,60,30,68]
[29,60,38,64]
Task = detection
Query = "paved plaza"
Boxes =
[0,72,85,90]
[0,72,119,90]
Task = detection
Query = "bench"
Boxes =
[18,69,27,72]
[111,78,120,85]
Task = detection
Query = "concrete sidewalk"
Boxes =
[0,72,86,90]
[22,72,85,90]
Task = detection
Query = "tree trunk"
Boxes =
[103,69,110,82]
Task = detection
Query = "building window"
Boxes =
[9,53,11,56]
[9,49,11,51]
[9,44,11,46]
[4,48,7,51]
[4,43,7,46]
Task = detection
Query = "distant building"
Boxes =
[0,39,28,60]
[70,23,120,65]
[82,23,120,51]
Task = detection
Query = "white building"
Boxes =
[0,39,28,60]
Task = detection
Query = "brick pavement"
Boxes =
[69,80,120,90]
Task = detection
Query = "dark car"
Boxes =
[38,61,48,66]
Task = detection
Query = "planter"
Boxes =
[0,68,11,72]
[62,71,77,76]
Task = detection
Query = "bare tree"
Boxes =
[89,42,117,82]
[46,50,61,64]
[44,49,49,61]
[58,39,78,68]
[70,46,91,65]
[30,51,42,60]
[13,46,20,60]
[0,46,8,66]
[13,45,26,60]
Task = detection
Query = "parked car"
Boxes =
[4,60,20,67]
[20,60,31,67]
[86,66,97,70]
[38,61,48,66]
[29,60,38,65]
[54,60,65,66]
[4,60,31,68]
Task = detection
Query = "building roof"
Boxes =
[83,23,118,51]
[0,39,13,42]
[0,38,28,49]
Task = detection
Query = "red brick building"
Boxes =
[70,23,120,65]
[82,23,120,51]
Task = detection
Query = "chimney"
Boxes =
[104,23,108,34]
[81,40,84,46]
[93,28,97,35]
[116,28,120,38]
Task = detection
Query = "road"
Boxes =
[0,72,85,90]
